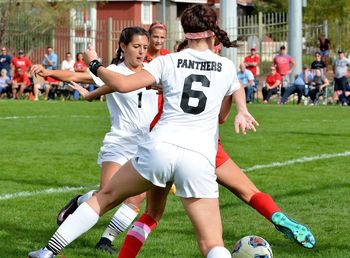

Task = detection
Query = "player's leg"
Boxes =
[181,197,231,257]
[118,183,172,258]
[216,158,315,248]
[28,161,153,257]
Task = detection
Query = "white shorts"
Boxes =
[97,136,139,166]
[131,141,218,198]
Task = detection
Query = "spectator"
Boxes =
[0,47,12,75]
[273,45,296,87]
[33,74,50,101]
[42,46,58,70]
[74,52,87,72]
[237,63,255,103]
[12,49,32,77]
[244,47,260,78]
[311,51,327,74]
[61,52,75,72]
[73,52,91,100]
[12,67,31,99]
[339,83,350,106]
[280,65,313,104]
[262,66,282,104]
[318,33,330,67]
[333,49,350,104]
[0,68,11,98]
[61,52,75,100]
[309,68,329,105]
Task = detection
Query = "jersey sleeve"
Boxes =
[142,56,165,85]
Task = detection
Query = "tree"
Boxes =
[0,0,80,54]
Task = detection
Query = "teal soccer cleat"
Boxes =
[271,212,316,249]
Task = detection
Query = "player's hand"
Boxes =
[31,65,48,77]
[234,110,259,135]
[68,81,91,101]
[84,46,98,63]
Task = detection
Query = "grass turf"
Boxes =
[0,100,349,257]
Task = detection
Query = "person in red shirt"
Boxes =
[244,47,260,77]
[262,66,282,103]
[73,52,89,100]
[144,22,170,63]
[144,22,171,130]
[12,49,32,78]
[273,45,295,87]
[12,67,31,99]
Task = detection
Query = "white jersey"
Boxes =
[91,62,159,145]
[144,48,240,166]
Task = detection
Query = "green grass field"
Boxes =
[0,100,349,258]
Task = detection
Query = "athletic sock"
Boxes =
[46,202,99,255]
[100,203,139,243]
[118,213,157,258]
[77,190,96,206]
[207,246,231,258]
[249,192,281,221]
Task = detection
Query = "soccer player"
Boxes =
[31,27,159,254]
[28,4,254,257]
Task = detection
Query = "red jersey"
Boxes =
[144,48,171,63]
[74,60,87,72]
[12,56,32,77]
[266,72,282,87]
[244,55,260,77]
[273,54,293,76]
[145,48,170,131]
[13,73,31,86]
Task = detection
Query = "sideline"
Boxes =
[1,151,349,201]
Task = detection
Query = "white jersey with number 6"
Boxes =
[143,48,240,166]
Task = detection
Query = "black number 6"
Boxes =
[180,74,210,115]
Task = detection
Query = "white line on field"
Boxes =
[0,115,94,120]
[1,151,349,201]
[243,150,350,172]
[0,186,90,201]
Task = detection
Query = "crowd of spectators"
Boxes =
[1,32,350,106]
[0,46,99,101]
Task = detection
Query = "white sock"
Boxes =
[101,203,139,242]
[47,202,99,254]
[77,190,96,206]
[207,246,231,258]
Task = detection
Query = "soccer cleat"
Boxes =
[28,248,55,258]
[271,212,316,249]
[56,194,82,226]
[95,238,118,255]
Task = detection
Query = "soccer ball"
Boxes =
[232,235,273,258]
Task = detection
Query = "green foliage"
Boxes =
[253,0,288,14]
[0,100,349,257]
[0,0,80,53]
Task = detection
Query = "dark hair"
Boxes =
[180,4,238,48]
[280,45,286,50]
[111,27,150,65]
[76,52,83,61]
[66,52,71,56]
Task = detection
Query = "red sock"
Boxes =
[118,213,157,258]
[249,192,281,221]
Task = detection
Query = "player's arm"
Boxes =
[232,86,258,135]
[31,65,94,84]
[69,81,113,101]
[86,49,156,93]
[219,95,233,124]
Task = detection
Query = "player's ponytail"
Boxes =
[181,4,238,48]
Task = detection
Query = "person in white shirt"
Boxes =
[29,4,256,258]
[29,27,159,255]
[61,52,75,72]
